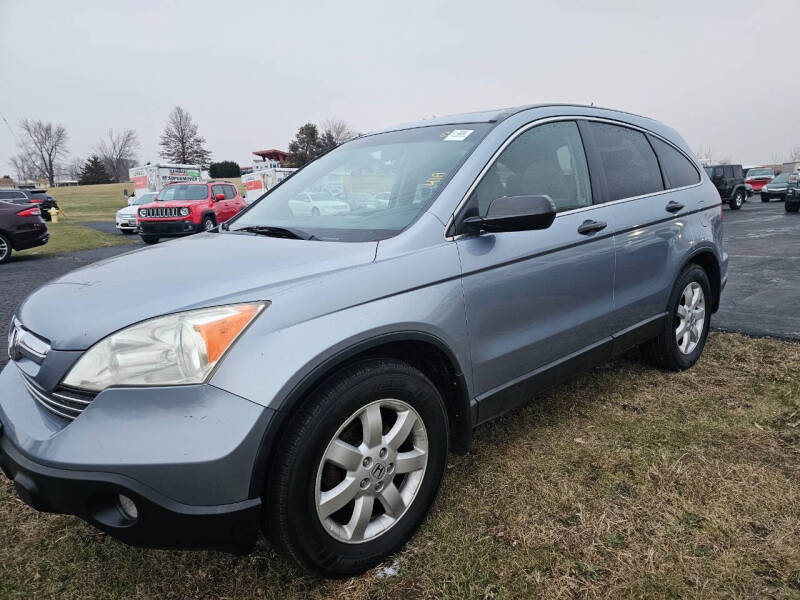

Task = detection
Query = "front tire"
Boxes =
[729,190,744,210]
[202,216,216,231]
[761,195,769,202]
[786,201,799,213]
[141,235,159,244]
[640,264,711,371]
[264,358,449,576]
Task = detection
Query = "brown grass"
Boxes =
[1,332,799,599]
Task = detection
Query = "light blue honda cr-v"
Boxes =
[0,104,727,575]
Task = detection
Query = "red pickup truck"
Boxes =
[137,181,246,244]
[744,167,775,192]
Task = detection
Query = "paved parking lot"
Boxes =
[714,198,800,339]
[1,200,798,367]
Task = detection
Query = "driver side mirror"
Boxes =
[460,195,557,234]
[215,193,225,201]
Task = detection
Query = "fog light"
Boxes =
[118,494,138,520]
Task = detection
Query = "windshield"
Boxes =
[157,184,208,201]
[134,193,156,205]
[230,123,492,241]
[746,168,773,178]
[768,173,789,184]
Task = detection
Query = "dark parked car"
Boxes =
[703,164,749,209]
[0,201,49,263]
[0,189,59,220]
[760,172,790,202]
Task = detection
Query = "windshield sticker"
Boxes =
[443,129,473,141]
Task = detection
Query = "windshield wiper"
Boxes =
[230,225,315,240]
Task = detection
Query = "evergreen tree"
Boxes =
[287,123,324,167]
[78,155,112,185]
[209,160,241,178]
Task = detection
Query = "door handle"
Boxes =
[577,219,607,235]
[665,201,684,213]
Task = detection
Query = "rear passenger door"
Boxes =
[456,120,617,421]
[579,120,702,348]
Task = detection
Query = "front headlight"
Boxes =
[180,207,190,216]
[62,302,267,392]
[139,208,148,217]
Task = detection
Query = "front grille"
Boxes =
[20,371,95,420]
[142,206,181,218]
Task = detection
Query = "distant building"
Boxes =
[0,176,15,189]
[252,149,290,167]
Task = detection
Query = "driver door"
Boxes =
[455,120,617,421]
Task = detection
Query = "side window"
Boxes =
[648,136,701,189]
[714,167,724,179]
[723,166,734,178]
[733,165,743,179]
[471,121,592,215]
[0,191,13,200]
[211,184,225,199]
[225,185,237,199]
[585,122,663,202]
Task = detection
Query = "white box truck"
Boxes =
[241,165,296,204]
[128,164,202,196]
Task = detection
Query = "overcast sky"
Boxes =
[1,0,799,176]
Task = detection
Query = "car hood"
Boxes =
[17,233,378,350]
[142,200,205,208]
[116,205,138,217]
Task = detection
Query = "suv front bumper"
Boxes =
[138,219,203,237]
[0,362,274,552]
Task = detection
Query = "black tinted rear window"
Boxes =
[649,136,701,189]
[585,122,664,202]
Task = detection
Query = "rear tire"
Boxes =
[729,190,744,210]
[0,233,11,264]
[640,264,712,371]
[787,201,799,213]
[761,195,769,202]
[141,235,159,244]
[264,358,449,576]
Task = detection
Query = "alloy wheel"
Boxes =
[315,399,428,544]
[0,236,8,262]
[675,281,705,355]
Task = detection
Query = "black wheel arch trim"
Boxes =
[679,246,722,312]
[248,330,472,498]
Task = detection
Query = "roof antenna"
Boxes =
[590,102,595,107]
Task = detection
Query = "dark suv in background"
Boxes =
[785,172,800,212]
[0,189,59,220]
[704,164,749,209]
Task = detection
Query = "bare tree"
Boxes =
[9,152,39,182]
[17,119,69,186]
[158,106,211,166]
[320,119,355,145]
[94,128,139,182]
[66,156,85,181]
[788,147,800,162]
[770,152,784,165]
[694,145,713,164]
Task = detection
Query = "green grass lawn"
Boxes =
[15,183,137,257]
[1,333,798,599]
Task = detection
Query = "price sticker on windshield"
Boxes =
[443,129,473,141]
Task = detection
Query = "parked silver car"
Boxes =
[0,104,727,576]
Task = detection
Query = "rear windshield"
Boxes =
[157,185,208,201]
[28,191,47,199]
[133,193,157,205]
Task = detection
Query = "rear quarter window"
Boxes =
[648,136,701,189]
[584,122,664,202]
